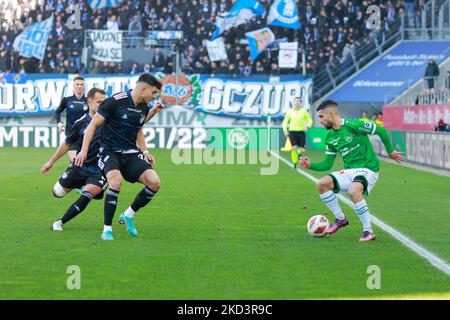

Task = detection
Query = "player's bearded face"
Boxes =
[318,111,333,129]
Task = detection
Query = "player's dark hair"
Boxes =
[137,73,162,90]
[316,100,339,111]
[73,76,84,82]
[87,87,106,100]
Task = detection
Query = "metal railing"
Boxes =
[387,54,450,105]
[313,17,403,101]
[403,0,450,39]
[400,87,450,105]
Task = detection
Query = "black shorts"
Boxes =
[58,164,107,190]
[288,131,306,148]
[98,151,153,183]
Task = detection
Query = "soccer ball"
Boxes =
[307,215,330,237]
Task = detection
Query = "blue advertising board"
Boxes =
[328,41,450,104]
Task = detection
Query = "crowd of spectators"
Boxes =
[0,0,426,76]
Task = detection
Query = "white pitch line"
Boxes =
[270,150,450,277]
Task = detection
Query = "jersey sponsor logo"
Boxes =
[329,138,340,145]
[364,122,371,128]
[340,143,361,157]
[113,92,128,100]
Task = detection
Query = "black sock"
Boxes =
[60,191,93,224]
[130,187,157,212]
[104,189,120,226]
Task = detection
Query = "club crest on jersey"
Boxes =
[83,105,88,111]
[364,122,371,128]
[344,135,353,143]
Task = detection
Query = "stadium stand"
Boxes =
[0,0,421,76]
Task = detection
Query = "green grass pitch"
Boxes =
[0,147,449,299]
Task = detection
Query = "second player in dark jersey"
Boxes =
[41,88,107,231]
[75,73,164,241]
[55,76,88,161]
[55,76,88,133]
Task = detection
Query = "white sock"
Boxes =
[103,225,112,232]
[354,199,373,232]
[320,191,346,220]
[124,207,136,218]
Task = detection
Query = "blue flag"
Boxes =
[245,27,275,61]
[13,15,54,61]
[267,0,301,29]
[87,0,122,10]
[211,0,265,40]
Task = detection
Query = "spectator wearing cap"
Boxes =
[435,119,450,132]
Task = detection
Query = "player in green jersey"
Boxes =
[299,100,404,241]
